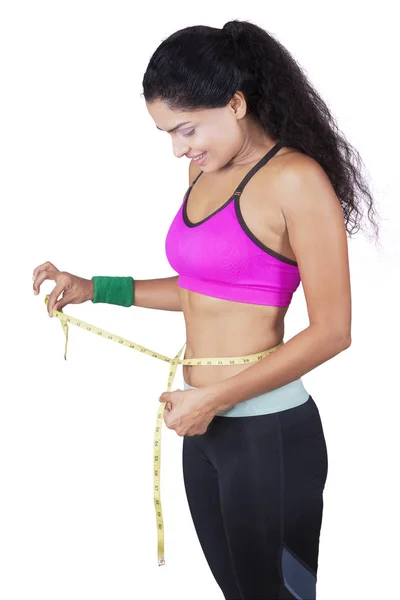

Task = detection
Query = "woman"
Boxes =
[142,19,379,600]
[33,19,380,600]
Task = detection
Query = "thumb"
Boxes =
[54,292,70,312]
[159,389,182,405]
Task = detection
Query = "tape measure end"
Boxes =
[158,557,166,566]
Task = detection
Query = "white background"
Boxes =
[1,1,399,598]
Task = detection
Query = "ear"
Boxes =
[230,91,247,120]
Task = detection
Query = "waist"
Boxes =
[183,336,285,385]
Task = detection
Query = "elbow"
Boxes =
[312,323,351,350]
[339,334,352,349]
[334,330,352,350]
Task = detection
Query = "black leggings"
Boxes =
[182,395,328,600]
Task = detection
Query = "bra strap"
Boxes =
[233,141,284,196]
[190,170,204,186]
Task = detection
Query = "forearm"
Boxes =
[207,325,351,413]
[133,276,182,311]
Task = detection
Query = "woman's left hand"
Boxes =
[159,387,217,437]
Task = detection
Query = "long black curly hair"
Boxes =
[142,19,381,244]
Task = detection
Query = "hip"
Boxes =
[183,394,328,483]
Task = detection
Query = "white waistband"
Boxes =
[183,377,310,417]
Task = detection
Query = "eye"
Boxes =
[182,129,195,137]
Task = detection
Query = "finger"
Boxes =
[32,261,58,281]
[33,269,59,295]
[162,401,172,412]
[47,282,66,317]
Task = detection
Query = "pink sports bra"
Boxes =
[165,141,301,307]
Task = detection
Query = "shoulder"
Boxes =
[268,149,342,225]
[267,148,346,250]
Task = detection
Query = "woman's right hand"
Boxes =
[32,261,94,317]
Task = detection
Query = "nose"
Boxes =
[172,139,190,159]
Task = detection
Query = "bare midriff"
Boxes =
[181,288,289,388]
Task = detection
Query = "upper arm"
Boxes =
[279,155,352,343]
[189,159,202,186]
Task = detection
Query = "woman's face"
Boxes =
[145,94,247,171]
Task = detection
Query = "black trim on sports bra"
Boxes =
[188,141,283,196]
[234,197,298,266]
[184,142,284,228]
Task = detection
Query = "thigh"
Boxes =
[211,401,327,600]
[214,413,285,599]
[182,435,242,600]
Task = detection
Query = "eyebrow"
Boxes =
[156,121,192,133]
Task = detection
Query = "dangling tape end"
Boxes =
[158,557,166,566]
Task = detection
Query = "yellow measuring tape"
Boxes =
[43,294,283,566]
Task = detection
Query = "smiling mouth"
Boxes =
[189,152,207,161]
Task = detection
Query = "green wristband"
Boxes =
[91,276,135,307]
